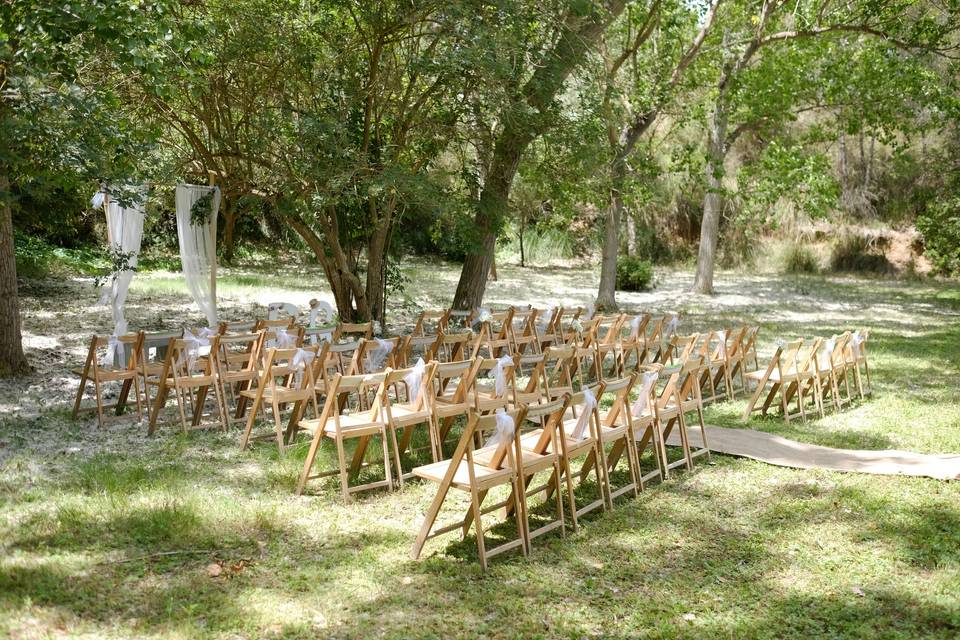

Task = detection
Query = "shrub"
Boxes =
[829,232,894,274]
[917,196,960,276]
[781,243,819,274]
[616,256,655,291]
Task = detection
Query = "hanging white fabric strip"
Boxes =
[631,371,661,417]
[630,315,643,338]
[175,184,220,327]
[291,348,316,388]
[98,187,145,366]
[404,357,427,403]
[484,408,516,450]
[364,338,394,372]
[488,354,514,397]
[571,387,597,441]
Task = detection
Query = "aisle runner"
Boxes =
[667,425,960,481]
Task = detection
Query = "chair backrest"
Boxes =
[214,332,262,376]
[259,344,320,393]
[595,375,633,427]
[724,326,748,359]
[334,321,374,341]
[523,395,570,452]
[326,338,362,375]
[676,355,706,403]
[445,309,473,332]
[622,313,650,343]
[465,407,528,471]
[302,325,336,347]
[326,371,389,430]
[384,361,437,411]
[535,306,563,344]
[668,333,700,363]
[255,317,296,331]
[399,334,441,367]
[431,358,479,405]
[777,339,805,378]
[413,309,450,336]
[515,353,548,405]
[86,332,142,371]
[356,337,401,374]
[596,314,625,345]
[218,319,257,334]
[162,334,221,383]
[542,345,578,399]
[474,356,518,411]
[433,330,478,362]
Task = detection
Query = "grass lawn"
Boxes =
[1,261,959,639]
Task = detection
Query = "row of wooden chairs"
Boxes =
[743,329,871,422]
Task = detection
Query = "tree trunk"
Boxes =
[625,212,637,256]
[693,103,728,295]
[596,160,626,310]
[450,0,629,310]
[0,173,30,377]
[221,195,237,265]
[365,220,390,323]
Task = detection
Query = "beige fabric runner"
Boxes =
[666,425,960,481]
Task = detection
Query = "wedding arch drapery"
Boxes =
[96,188,146,362]
[175,184,221,327]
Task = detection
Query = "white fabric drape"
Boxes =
[99,189,145,366]
[175,184,221,327]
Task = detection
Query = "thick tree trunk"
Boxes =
[596,160,626,310]
[451,0,628,310]
[221,195,237,265]
[286,212,368,322]
[365,220,390,323]
[0,174,30,378]
[693,104,728,294]
[625,212,637,256]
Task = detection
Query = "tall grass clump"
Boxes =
[497,227,576,265]
[781,242,820,274]
[830,231,894,274]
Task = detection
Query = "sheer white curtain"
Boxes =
[99,190,145,363]
[175,184,221,327]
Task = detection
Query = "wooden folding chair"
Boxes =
[213,332,264,426]
[356,337,401,374]
[584,376,640,508]
[382,361,440,484]
[302,325,336,347]
[622,367,667,488]
[537,387,607,530]
[846,329,871,398]
[239,345,321,452]
[254,317,296,332]
[72,333,144,428]
[411,407,529,571]
[743,339,818,422]
[721,326,749,395]
[812,335,846,413]
[146,336,228,435]
[295,371,394,500]
[593,314,625,382]
[617,313,651,375]
[651,313,681,363]
[541,345,578,400]
[659,332,699,366]
[431,358,481,455]
[534,306,563,350]
[510,307,542,356]
[444,309,473,333]
[475,308,515,359]
[698,330,732,404]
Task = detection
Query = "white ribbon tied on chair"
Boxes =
[275,327,297,349]
[484,408,516,450]
[665,313,679,336]
[364,337,394,372]
[180,329,210,370]
[584,303,595,321]
[472,307,493,330]
[538,306,555,334]
[630,315,643,339]
[850,332,864,359]
[291,347,316,388]
[717,330,727,357]
[571,386,597,441]
[818,338,836,369]
[404,357,426,402]
[631,371,660,417]
[488,354,514,397]
[103,334,123,368]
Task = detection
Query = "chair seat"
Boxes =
[299,413,385,438]
[413,457,514,490]
[240,386,310,402]
[387,404,431,426]
[520,427,595,455]
[473,444,555,473]
[73,366,137,381]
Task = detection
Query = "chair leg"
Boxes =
[382,428,396,491]
[469,483,487,571]
[147,384,169,436]
[562,457,579,532]
[389,427,404,489]
[337,435,352,502]
[94,380,106,429]
[271,401,285,453]
[296,432,324,496]
[72,374,89,419]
